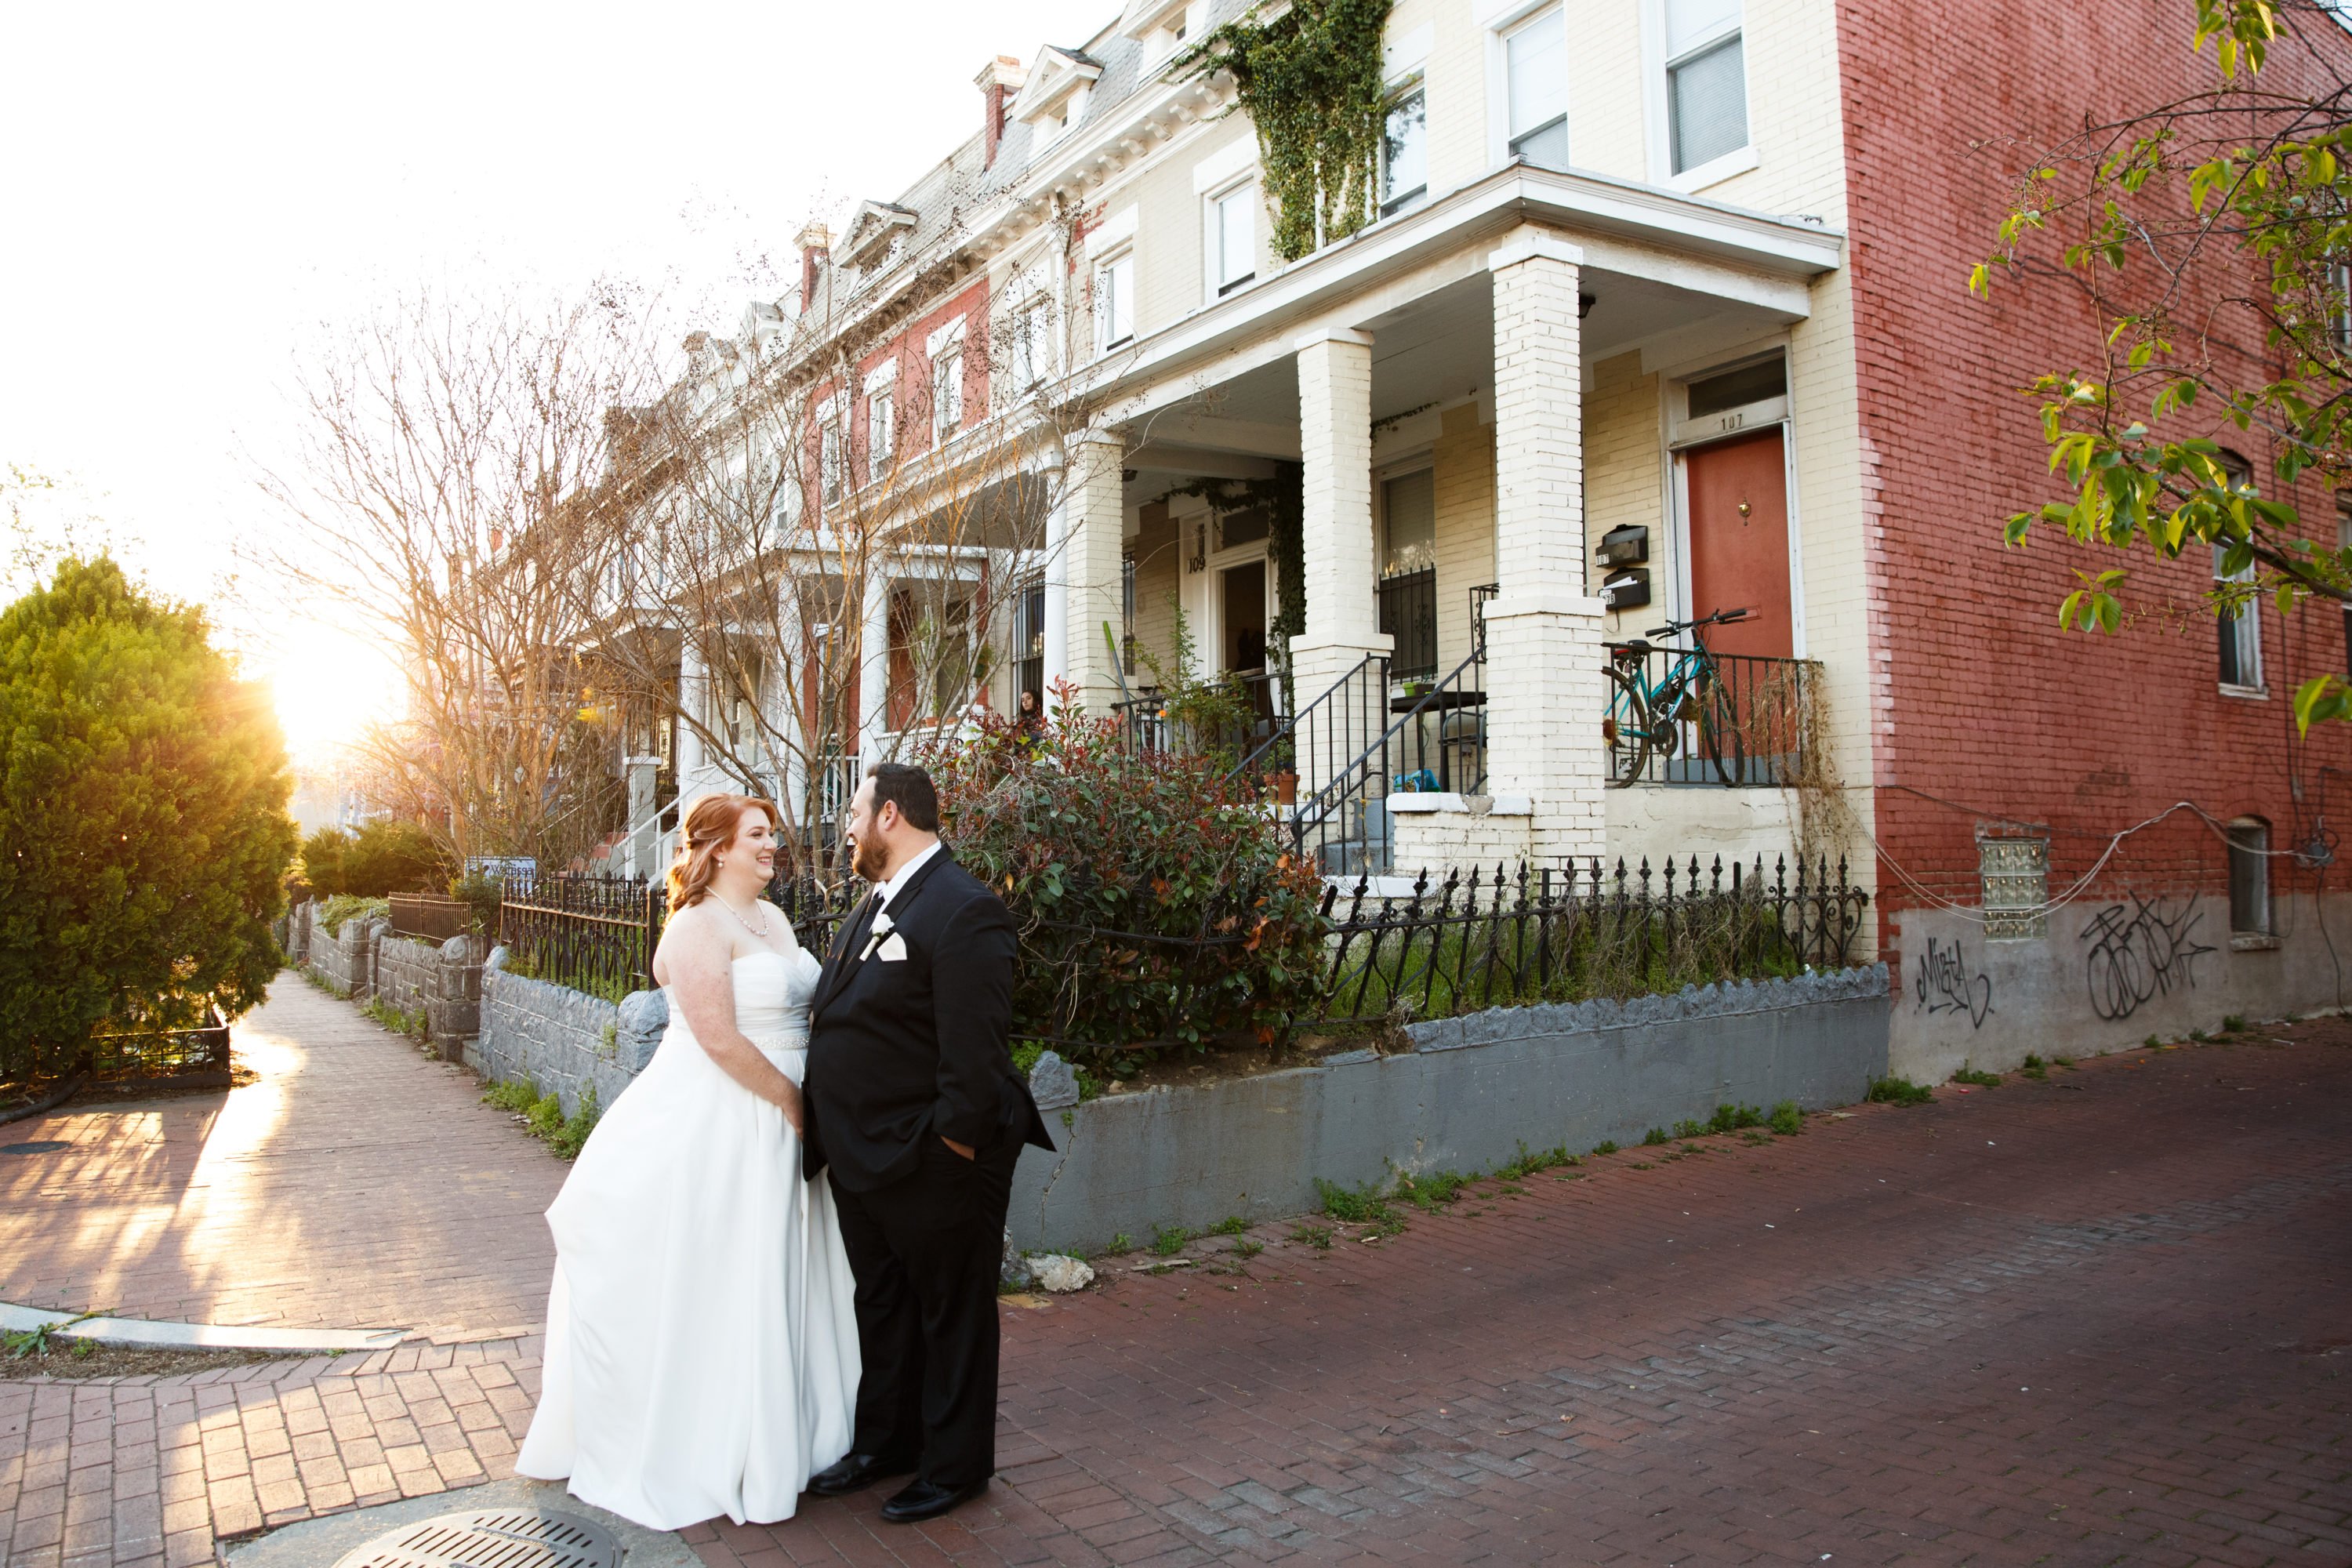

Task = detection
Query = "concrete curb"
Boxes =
[0,1301,407,1352]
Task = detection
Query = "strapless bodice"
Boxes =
[663,948,822,1056]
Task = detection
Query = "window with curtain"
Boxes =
[1382,82,1428,216]
[931,350,963,444]
[1505,8,1568,169]
[866,388,893,480]
[1010,297,1052,390]
[1666,0,1747,174]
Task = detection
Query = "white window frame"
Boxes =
[931,347,964,445]
[1488,2,1569,172]
[862,362,897,483]
[819,415,844,506]
[1646,0,1755,190]
[1205,180,1258,299]
[1381,75,1429,218]
[1094,249,1136,354]
[2215,543,2265,695]
[1008,294,1054,392]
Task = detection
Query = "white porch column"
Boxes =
[1040,470,1071,709]
[857,563,891,763]
[1290,328,1390,800]
[1055,433,1126,717]
[676,640,710,797]
[1483,230,1606,866]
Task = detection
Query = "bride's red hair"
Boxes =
[667,793,781,914]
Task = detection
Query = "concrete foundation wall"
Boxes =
[472,953,664,1118]
[1889,891,2348,1082]
[1007,964,1890,1254]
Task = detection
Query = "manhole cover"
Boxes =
[1,1142,67,1156]
[332,1507,621,1568]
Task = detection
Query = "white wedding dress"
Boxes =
[517,943,858,1530]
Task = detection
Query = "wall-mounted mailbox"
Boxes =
[1595,524,1649,567]
[1600,568,1651,610]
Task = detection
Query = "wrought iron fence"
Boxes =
[388,892,475,942]
[85,1011,232,1083]
[496,870,857,996]
[1378,568,1438,681]
[1605,644,1813,787]
[1315,853,1869,1030]
[1115,672,1282,761]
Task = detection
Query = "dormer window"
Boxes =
[1010,45,1104,153]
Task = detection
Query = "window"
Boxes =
[2216,542,2263,689]
[1378,469,1438,681]
[2339,497,2352,657]
[2227,818,2273,935]
[819,417,844,506]
[931,350,963,445]
[1686,355,1785,417]
[1095,252,1135,353]
[1666,0,1748,175]
[1013,577,1046,708]
[1009,297,1052,391]
[1382,82,1428,216]
[1504,8,1568,169]
[866,388,893,478]
[1211,185,1256,296]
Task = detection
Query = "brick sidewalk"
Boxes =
[693,1025,2352,1568]
[0,975,564,1337]
[4,1018,2347,1565]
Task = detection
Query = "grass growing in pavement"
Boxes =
[1150,1224,1193,1257]
[483,1076,600,1160]
[2020,1054,2048,1080]
[2223,1014,2248,1033]
[1208,1215,1250,1236]
[1868,1076,1935,1106]
[1290,1224,1334,1250]
[1769,1100,1804,1135]
[1951,1066,2003,1087]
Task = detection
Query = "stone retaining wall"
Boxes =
[1006,964,1892,1254]
[374,936,439,1017]
[470,952,665,1116]
[304,913,383,999]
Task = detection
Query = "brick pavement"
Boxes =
[2,1014,2346,1565]
[0,1337,543,1567]
[0,975,564,1337]
[691,1025,2352,1567]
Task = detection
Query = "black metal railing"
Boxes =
[1233,652,1392,873]
[85,1011,234,1084]
[1120,671,1284,761]
[496,871,855,999]
[1378,568,1438,681]
[1605,646,1814,788]
[1316,853,1869,1029]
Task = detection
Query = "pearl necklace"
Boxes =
[714,894,771,940]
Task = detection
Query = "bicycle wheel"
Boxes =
[1697,670,1748,786]
[1603,666,1653,787]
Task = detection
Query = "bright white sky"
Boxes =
[0,0,1109,763]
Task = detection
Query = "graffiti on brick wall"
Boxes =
[2082,895,2216,1022]
[1914,935,1992,1029]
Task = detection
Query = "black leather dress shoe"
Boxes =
[880,1476,989,1523]
[808,1452,915,1498]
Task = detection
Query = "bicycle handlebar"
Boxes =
[1643,606,1752,638]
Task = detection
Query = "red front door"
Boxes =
[1683,429,1793,659]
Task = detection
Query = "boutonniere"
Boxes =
[859,909,895,961]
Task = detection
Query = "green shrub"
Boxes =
[1768,1100,1803,1136]
[1867,1076,1934,1106]
[921,699,1328,1073]
[448,869,502,933]
[318,894,389,938]
[527,1091,564,1142]
[0,557,293,1082]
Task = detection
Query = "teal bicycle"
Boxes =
[1603,607,1752,787]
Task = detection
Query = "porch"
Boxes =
[1054,168,1842,878]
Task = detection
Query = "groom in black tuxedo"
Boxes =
[802,761,1054,1523]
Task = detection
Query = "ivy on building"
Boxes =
[1177,0,1396,263]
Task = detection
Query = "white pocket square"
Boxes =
[876,933,909,962]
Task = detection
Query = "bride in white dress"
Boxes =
[517,793,858,1530]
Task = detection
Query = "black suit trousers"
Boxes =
[830,1131,1020,1489]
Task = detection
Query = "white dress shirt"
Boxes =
[873,839,944,913]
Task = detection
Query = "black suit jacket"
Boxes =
[802,847,1054,1191]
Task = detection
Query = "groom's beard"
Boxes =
[851,835,887,885]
